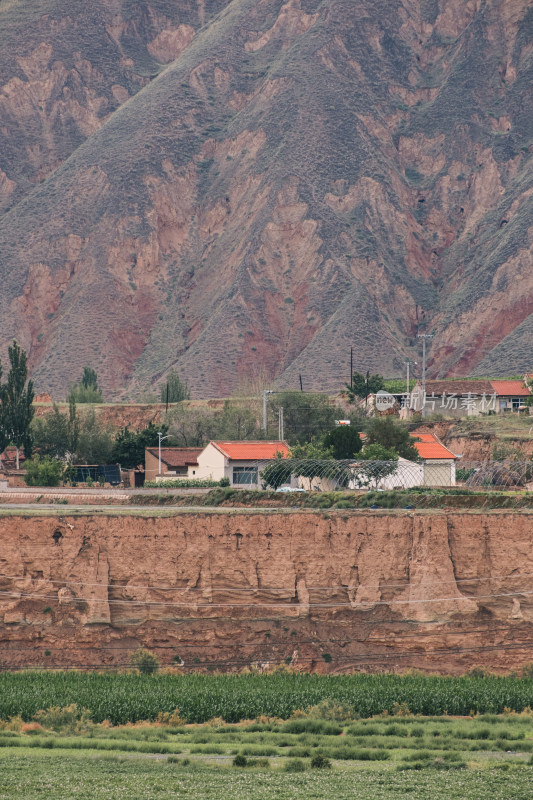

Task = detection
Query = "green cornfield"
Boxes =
[1,672,533,725]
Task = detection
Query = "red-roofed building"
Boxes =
[490,381,531,412]
[410,378,532,416]
[350,432,458,488]
[144,447,203,482]
[0,446,27,488]
[411,433,458,486]
[197,441,289,486]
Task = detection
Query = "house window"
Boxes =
[233,466,258,485]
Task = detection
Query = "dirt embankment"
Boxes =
[1,510,532,674]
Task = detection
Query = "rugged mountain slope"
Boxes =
[0,0,531,398]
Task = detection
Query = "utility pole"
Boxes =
[157,431,169,477]
[262,390,274,433]
[278,407,284,441]
[405,359,417,395]
[417,334,434,396]
[350,347,353,390]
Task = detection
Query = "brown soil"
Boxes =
[1,509,532,674]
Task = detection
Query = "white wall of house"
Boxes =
[193,445,264,486]
[423,460,456,487]
[377,459,424,490]
[194,443,227,481]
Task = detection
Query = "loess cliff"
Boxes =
[0,0,532,397]
[1,509,533,674]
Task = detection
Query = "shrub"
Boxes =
[24,455,63,487]
[284,758,306,772]
[130,648,159,675]
[233,754,247,767]
[310,753,331,769]
[156,709,185,726]
[144,479,224,488]
[32,704,92,733]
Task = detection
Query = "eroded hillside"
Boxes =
[1,510,532,673]
[0,0,531,397]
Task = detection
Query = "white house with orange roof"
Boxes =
[194,441,290,487]
[356,432,458,488]
[412,433,458,486]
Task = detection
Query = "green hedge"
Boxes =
[144,478,229,488]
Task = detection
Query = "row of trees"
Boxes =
[0,341,35,469]
[261,417,420,490]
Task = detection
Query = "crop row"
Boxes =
[1,672,533,725]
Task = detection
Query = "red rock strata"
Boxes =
[0,510,532,674]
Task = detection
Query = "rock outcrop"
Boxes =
[1,510,532,673]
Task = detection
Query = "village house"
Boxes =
[146,441,290,486]
[410,379,532,417]
[359,432,458,488]
[195,441,290,486]
[0,446,27,488]
[144,447,203,482]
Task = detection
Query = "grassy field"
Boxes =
[446,414,533,442]
[2,673,533,798]
[1,712,533,799]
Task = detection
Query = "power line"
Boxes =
[0,569,531,593]
[2,586,533,608]
[1,624,527,652]
[5,640,533,672]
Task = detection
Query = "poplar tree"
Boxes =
[0,361,7,463]
[2,341,34,469]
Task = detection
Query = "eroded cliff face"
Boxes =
[1,510,532,673]
[0,1,532,397]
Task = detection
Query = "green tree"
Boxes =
[161,370,190,403]
[31,398,80,460]
[1,340,34,468]
[217,400,261,440]
[68,367,103,403]
[24,454,63,487]
[269,392,338,445]
[366,416,420,460]
[111,422,169,469]
[74,410,113,464]
[68,396,80,455]
[260,452,293,489]
[32,405,69,458]
[167,404,218,447]
[0,360,7,458]
[353,443,399,489]
[291,440,336,489]
[81,367,98,391]
[130,648,159,675]
[346,372,384,401]
[322,426,362,459]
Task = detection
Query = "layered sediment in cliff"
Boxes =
[1,510,532,673]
